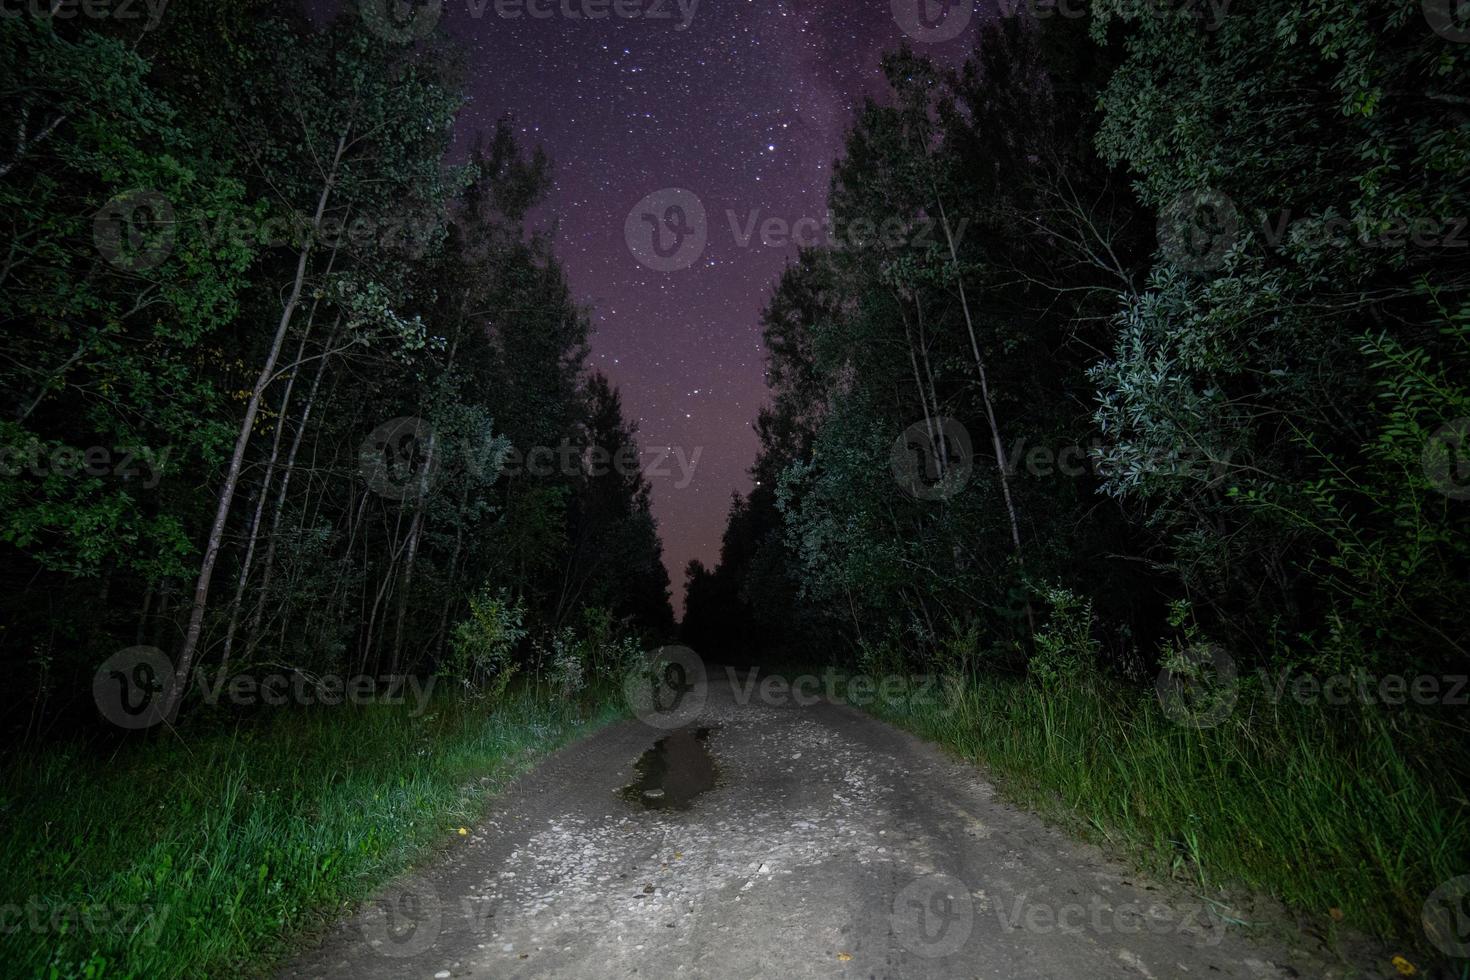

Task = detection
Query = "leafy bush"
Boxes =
[1028,587,1100,689]
[445,587,527,700]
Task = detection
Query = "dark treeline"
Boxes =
[687,4,1469,694]
[1,1,674,740]
[683,5,1470,943]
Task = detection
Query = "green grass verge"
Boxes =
[858,672,1468,962]
[0,684,626,979]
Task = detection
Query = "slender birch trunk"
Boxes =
[168,133,348,715]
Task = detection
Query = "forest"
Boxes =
[2,5,678,975]
[2,1,1468,977]
[682,2,1470,967]
[2,2,676,738]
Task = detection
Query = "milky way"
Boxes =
[337,0,978,614]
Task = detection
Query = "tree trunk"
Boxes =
[168,133,348,716]
[933,189,1035,634]
[247,315,340,650]
[221,325,313,670]
[390,427,437,673]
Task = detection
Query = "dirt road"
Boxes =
[282,668,1341,979]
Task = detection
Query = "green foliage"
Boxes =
[865,666,1467,955]
[0,688,626,979]
[0,16,255,582]
[1028,587,1099,689]
[1230,312,1470,671]
[1,7,673,724]
[1088,0,1470,663]
[447,588,527,698]
[697,12,1468,958]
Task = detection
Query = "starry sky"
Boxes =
[333,0,979,614]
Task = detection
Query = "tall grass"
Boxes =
[0,685,625,979]
[866,673,1469,958]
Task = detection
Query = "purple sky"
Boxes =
[332,0,979,613]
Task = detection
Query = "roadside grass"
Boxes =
[859,671,1469,963]
[0,682,626,980]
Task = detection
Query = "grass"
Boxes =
[856,670,1469,965]
[0,682,626,979]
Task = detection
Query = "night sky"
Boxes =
[332,0,979,613]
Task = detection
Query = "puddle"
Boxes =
[619,726,718,811]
